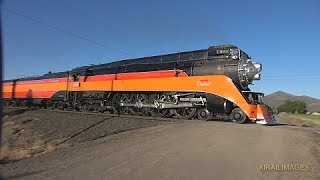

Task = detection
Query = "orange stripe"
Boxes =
[4,70,188,98]
[3,86,13,92]
[3,92,12,98]
[15,83,67,92]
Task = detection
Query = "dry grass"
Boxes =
[1,146,32,163]
[0,140,60,164]
[277,114,320,128]
[288,114,320,125]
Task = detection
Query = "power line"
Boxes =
[266,74,320,78]
[2,8,133,57]
[263,77,320,80]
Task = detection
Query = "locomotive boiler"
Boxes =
[2,44,276,124]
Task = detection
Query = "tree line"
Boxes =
[277,100,307,114]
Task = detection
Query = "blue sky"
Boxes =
[2,0,320,98]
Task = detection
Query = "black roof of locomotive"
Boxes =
[3,71,68,83]
[72,44,238,72]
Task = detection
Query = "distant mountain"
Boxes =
[308,102,320,112]
[262,91,320,112]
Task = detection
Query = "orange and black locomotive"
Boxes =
[3,45,276,124]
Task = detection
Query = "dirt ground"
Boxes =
[1,107,175,164]
[1,108,319,179]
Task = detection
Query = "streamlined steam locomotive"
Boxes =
[3,45,276,124]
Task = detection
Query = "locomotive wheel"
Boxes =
[4,101,10,106]
[66,102,74,111]
[74,103,81,111]
[229,108,248,124]
[46,101,53,109]
[148,93,170,117]
[198,108,212,120]
[129,93,148,116]
[111,93,130,114]
[120,94,130,114]
[13,101,20,107]
[110,93,122,114]
[79,103,88,111]
[20,100,27,107]
[86,104,95,112]
[51,101,58,109]
[57,102,65,110]
[173,107,197,119]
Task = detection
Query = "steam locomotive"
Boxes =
[3,44,276,124]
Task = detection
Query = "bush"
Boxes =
[277,100,307,114]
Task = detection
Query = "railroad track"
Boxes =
[3,106,184,122]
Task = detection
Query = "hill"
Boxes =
[262,91,320,112]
